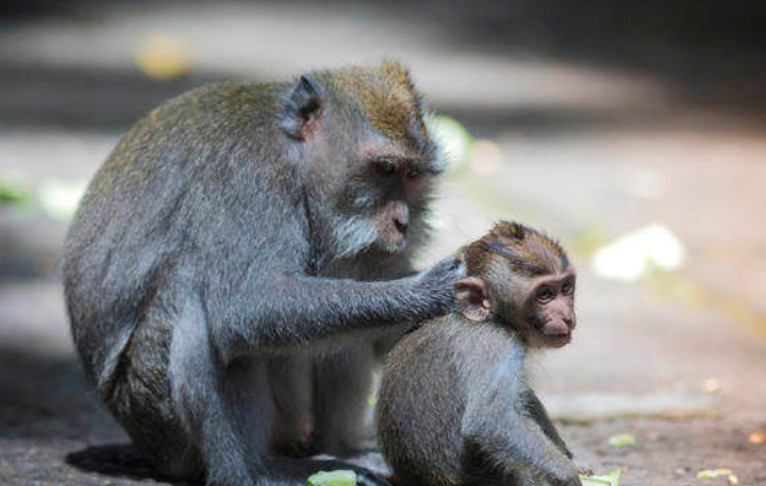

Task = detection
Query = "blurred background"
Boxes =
[1,1,766,485]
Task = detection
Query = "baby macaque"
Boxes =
[377,221,581,486]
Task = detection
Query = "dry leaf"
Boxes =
[703,378,721,394]
[697,468,739,485]
[134,34,193,80]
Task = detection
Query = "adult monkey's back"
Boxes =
[63,61,463,486]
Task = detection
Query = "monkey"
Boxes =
[62,61,466,486]
[376,221,582,486]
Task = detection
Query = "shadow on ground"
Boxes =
[65,444,178,484]
[0,340,178,483]
[0,344,92,438]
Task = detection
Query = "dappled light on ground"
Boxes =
[591,224,686,283]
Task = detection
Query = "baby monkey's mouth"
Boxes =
[545,331,571,348]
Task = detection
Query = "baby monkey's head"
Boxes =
[455,221,576,348]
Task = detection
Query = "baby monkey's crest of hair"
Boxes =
[462,221,568,278]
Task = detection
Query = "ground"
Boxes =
[1,1,765,485]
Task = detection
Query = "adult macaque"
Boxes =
[377,221,581,486]
[63,62,464,486]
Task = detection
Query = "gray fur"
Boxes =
[378,320,580,486]
[64,64,462,486]
[377,225,581,486]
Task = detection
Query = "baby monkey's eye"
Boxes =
[561,280,574,295]
[406,167,421,178]
[536,287,555,303]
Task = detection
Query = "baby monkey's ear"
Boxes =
[454,277,492,323]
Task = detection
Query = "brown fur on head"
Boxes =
[326,60,429,148]
[454,221,576,348]
[460,221,569,279]
[279,61,442,261]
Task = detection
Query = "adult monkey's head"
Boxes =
[279,61,442,260]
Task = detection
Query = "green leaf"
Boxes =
[608,433,637,447]
[0,179,32,205]
[37,180,87,221]
[428,115,473,172]
[580,469,622,486]
[306,469,358,486]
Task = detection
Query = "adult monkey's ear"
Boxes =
[279,75,324,140]
[454,277,491,323]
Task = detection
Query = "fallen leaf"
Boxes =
[580,469,622,486]
[591,224,686,282]
[607,433,636,447]
[697,468,739,484]
[703,378,721,394]
[307,470,357,486]
[0,178,32,205]
[37,180,87,221]
[749,432,765,444]
[429,115,473,172]
[134,33,193,81]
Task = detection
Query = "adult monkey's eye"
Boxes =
[561,280,574,295]
[375,159,397,176]
[406,167,421,178]
[536,286,554,303]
